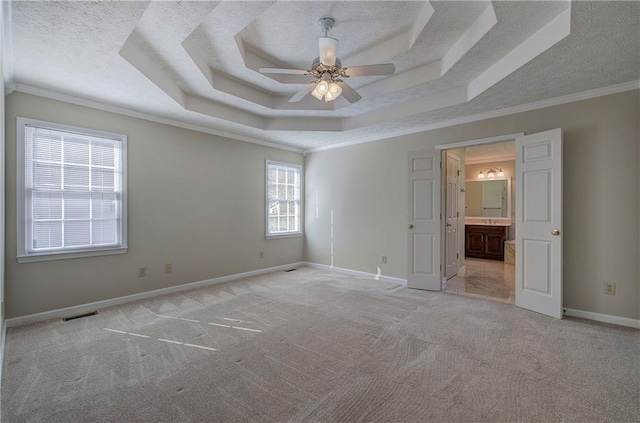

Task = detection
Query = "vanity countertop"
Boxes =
[465,218,512,226]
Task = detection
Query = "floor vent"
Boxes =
[285,268,297,272]
[63,311,98,321]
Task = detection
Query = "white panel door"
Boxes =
[407,149,441,290]
[445,152,460,280]
[515,129,563,318]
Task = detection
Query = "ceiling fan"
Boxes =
[259,17,396,104]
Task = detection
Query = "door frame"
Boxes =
[435,132,524,292]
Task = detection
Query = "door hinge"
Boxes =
[440,264,442,271]
[457,170,461,176]
[457,211,459,218]
[457,253,459,259]
[440,213,442,220]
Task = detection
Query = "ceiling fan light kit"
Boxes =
[259,16,395,104]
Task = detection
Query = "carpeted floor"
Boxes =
[2,266,639,422]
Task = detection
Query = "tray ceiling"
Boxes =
[8,1,640,151]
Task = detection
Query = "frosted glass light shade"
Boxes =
[311,86,323,100]
[311,80,329,100]
[324,82,342,102]
[319,37,338,66]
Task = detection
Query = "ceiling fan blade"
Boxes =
[319,37,338,66]
[344,63,395,77]
[337,82,362,103]
[288,83,316,103]
[259,68,309,75]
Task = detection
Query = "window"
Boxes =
[266,160,302,238]
[17,118,127,262]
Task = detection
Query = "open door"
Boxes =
[407,149,441,290]
[445,152,460,280]
[515,129,563,318]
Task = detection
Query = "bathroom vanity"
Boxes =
[465,224,509,261]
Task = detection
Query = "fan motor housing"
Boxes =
[311,57,342,70]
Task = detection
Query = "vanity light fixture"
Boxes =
[477,167,504,179]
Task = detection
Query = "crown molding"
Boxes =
[10,79,639,156]
[303,80,640,154]
[12,84,303,153]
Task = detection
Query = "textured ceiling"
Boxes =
[8,1,640,151]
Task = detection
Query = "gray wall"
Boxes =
[5,92,304,318]
[304,90,640,320]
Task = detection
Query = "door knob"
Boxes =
[409,224,414,229]
[551,229,560,236]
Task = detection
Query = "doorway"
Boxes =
[442,141,516,304]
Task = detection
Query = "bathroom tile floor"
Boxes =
[444,258,515,304]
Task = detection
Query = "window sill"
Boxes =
[17,246,128,263]
[266,232,303,240]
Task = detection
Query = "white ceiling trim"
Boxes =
[183,37,333,112]
[9,1,639,150]
[120,33,268,130]
[12,79,637,157]
[11,83,304,153]
[184,1,437,109]
[346,1,434,65]
[118,4,571,134]
[357,4,496,99]
[181,2,492,112]
[468,7,571,100]
[343,5,571,130]
[305,80,640,154]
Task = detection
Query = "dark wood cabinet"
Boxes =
[465,225,508,261]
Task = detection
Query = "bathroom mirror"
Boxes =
[465,178,511,218]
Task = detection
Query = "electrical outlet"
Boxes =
[259,251,264,259]
[604,282,616,295]
[381,255,387,264]
[137,266,147,278]
[164,263,172,274]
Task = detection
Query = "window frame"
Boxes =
[16,117,128,263]
[265,160,303,239]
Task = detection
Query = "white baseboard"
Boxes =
[6,262,305,328]
[7,263,636,331]
[303,261,407,285]
[564,308,640,329]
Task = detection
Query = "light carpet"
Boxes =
[2,266,639,422]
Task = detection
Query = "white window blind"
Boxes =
[17,118,127,262]
[266,161,302,237]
